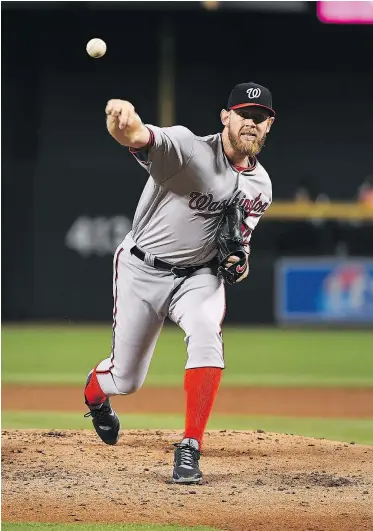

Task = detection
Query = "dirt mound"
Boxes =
[2,429,373,531]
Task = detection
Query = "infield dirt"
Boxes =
[2,385,373,418]
[2,429,373,531]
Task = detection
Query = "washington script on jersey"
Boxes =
[188,190,269,219]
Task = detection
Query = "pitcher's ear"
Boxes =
[221,109,230,126]
[267,117,275,133]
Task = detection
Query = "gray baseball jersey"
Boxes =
[130,125,272,265]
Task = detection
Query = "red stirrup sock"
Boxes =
[183,367,222,449]
[84,366,108,406]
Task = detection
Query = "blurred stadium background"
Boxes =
[2,1,373,444]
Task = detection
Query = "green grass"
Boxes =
[2,411,373,445]
[2,524,222,531]
[2,325,373,387]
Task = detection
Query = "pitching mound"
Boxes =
[2,429,373,531]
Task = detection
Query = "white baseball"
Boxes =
[86,38,107,58]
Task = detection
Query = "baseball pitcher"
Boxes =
[84,82,275,484]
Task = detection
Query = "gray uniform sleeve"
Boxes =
[130,125,195,183]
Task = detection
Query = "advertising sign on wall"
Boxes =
[275,258,373,324]
[317,1,373,24]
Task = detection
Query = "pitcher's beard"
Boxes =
[228,129,266,158]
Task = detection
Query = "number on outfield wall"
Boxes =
[65,216,132,257]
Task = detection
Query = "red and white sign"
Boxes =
[317,1,373,24]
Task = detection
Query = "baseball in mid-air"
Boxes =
[86,38,107,58]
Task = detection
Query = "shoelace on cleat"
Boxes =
[174,444,200,468]
[84,405,111,419]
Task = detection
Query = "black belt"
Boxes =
[130,246,211,278]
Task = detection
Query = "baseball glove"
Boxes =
[216,203,249,285]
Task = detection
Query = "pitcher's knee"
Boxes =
[109,339,150,394]
[111,373,144,395]
[186,317,222,343]
[185,320,224,368]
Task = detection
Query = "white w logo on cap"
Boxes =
[246,88,261,99]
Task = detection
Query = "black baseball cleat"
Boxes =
[84,371,120,445]
[172,438,203,484]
